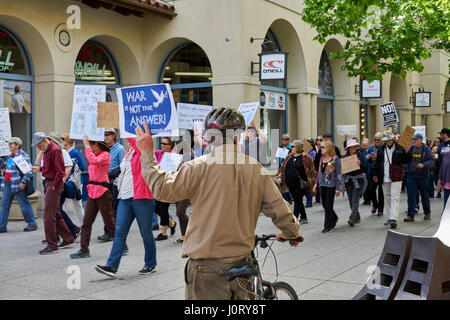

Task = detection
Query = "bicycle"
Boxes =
[227,234,303,300]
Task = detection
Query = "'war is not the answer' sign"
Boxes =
[116,84,179,138]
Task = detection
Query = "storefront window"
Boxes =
[0,29,28,74]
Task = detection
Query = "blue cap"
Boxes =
[412,133,423,140]
[31,132,46,147]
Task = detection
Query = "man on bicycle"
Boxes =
[136,107,302,300]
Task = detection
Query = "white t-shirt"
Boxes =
[384,145,395,183]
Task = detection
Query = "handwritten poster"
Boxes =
[0,108,12,156]
[97,102,119,129]
[70,85,106,141]
[117,84,179,138]
[159,152,183,172]
[341,154,360,175]
[177,103,212,131]
[237,102,259,125]
[398,126,415,148]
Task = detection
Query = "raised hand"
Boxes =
[135,122,154,153]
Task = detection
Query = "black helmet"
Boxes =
[204,107,245,131]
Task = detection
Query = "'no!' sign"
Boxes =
[380,102,399,128]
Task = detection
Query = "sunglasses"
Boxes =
[161,142,170,146]
[104,133,113,136]
[320,146,325,149]
[317,139,322,141]
[374,139,381,142]
[282,138,289,141]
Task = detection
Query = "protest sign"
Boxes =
[412,126,426,141]
[341,154,360,175]
[159,152,183,172]
[398,126,415,148]
[0,108,11,156]
[276,147,289,159]
[237,102,259,125]
[301,138,313,153]
[177,103,212,131]
[380,102,399,128]
[12,155,31,174]
[337,125,357,136]
[97,102,119,129]
[117,84,178,138]
[70,85,106,141]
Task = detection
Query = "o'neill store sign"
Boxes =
[259,51,288,81]
[74,41,117,84]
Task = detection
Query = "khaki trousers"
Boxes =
[184,258,251,300]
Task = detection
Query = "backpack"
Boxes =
[64,158,82,199]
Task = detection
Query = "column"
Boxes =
[297,93,312,139]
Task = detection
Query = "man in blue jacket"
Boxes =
[404,133,435,222]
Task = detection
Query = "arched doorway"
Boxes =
[159,42,212,105]
[317,50,334,137]
[0,25,33,155]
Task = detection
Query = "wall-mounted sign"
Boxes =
[361,79,381,98]
[380,101,399,128]
[259,51,288,81]
[415,91,431,107]
[74,41,117,83]
[446,100,450,113]
[260,90,285,110]
[0,28,28,74]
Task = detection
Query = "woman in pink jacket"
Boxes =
[71,136,114,259]
[95,138,157,277]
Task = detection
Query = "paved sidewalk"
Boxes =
[0,192,444,300]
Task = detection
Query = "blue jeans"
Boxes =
[106,199,157,271]
[305,190,313,205]
[0,182,37,228]
[406,175,430,218]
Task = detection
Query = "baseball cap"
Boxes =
[412,133,423,140]
[47,131,63,147]
[31,132,46,147]
[8,137,22,145]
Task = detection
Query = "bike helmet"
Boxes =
[204,107,245,131]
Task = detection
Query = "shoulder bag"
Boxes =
[386,148,404,182]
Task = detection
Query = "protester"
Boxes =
[278,134,292,204]
[0,137,38,233]
[360,138,372,205]
[31,133,74,254]
[373,131,412,229]
[312,140,342,233]
[136,108,301,300]
[437,151,450,207]
[315,132,341,170]
[98,128,125,242]
[304,138,317,207]
[278,140,316,224]
[404,133,434,222]
[95,138,157,277]
[313,136,323,204]
[242,120,268,164]
[342,139,368,226]
[366,132,384,216]
[154,137,177,241]
[70,136,115,259]
[436,128,450,199]
[429,138,440,198]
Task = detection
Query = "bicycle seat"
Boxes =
[227,264,258,281]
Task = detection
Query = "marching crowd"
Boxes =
[1,118,450,280]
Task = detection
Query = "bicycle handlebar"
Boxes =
[256,234,304,243]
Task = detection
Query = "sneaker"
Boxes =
[39,247,58,255]
[377,211,383,217]
[170,221,177,236]
[24,225,38,232]
[58,241,75,249]
[404,216,415,222]
[321,228,331,233]
[139,266,156,275]
[348,220,355,227]
[300,219,309,225]
[0,227,7,233]
[371,207,377,214]
[424,214,431,220]
[390,220,397,229]
[70,250,90,259]
[97,233,113,242]
[95,265,117,278]
[155,233,168,241]
[174,238,184,244]
[152,225,160,231]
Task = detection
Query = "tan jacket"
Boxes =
[278,153,317,194]
[140,143,300,263]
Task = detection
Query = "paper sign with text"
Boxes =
[70,85,106,141]
[12,155,31,174]
[380,102,399,128]
[0,108,12,156]
[237,102,259,125]
[97,102,119,129]
[117,84,179,138]
[177,103,212,131]
[276,147,289,159]
[341,154,360,175]
[159,152,183,172]
[398,126,415,148]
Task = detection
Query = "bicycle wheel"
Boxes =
[272,281,299,300]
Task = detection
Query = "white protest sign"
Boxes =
[380,102,399,128]
[12,155,31,174]
[159,152,183,172]
[177,103,212,131]
[0,108,12,156]
[412,126,426,141]
[117,84,179,138]
[276,147,289,159]
[337,125,357,136]
[237,102,259,125]
[70,85,106,141]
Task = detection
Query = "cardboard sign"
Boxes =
[12,155,31,174]
[237,102,259,125]
[159,152,183,172]
[97,102,119,129]
[177,103,212,131]
[341,154,360,175]
[0,108,11,156]
[380,102,399,128]
[398,126,415,148]
[69,85,106,141]
[276,147,289,159]
[116,84,179,138]
[337,125,357,136]
[302,138,313,153]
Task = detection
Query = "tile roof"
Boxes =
[75,0,176,18]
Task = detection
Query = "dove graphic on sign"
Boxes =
[151,89,169,109]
